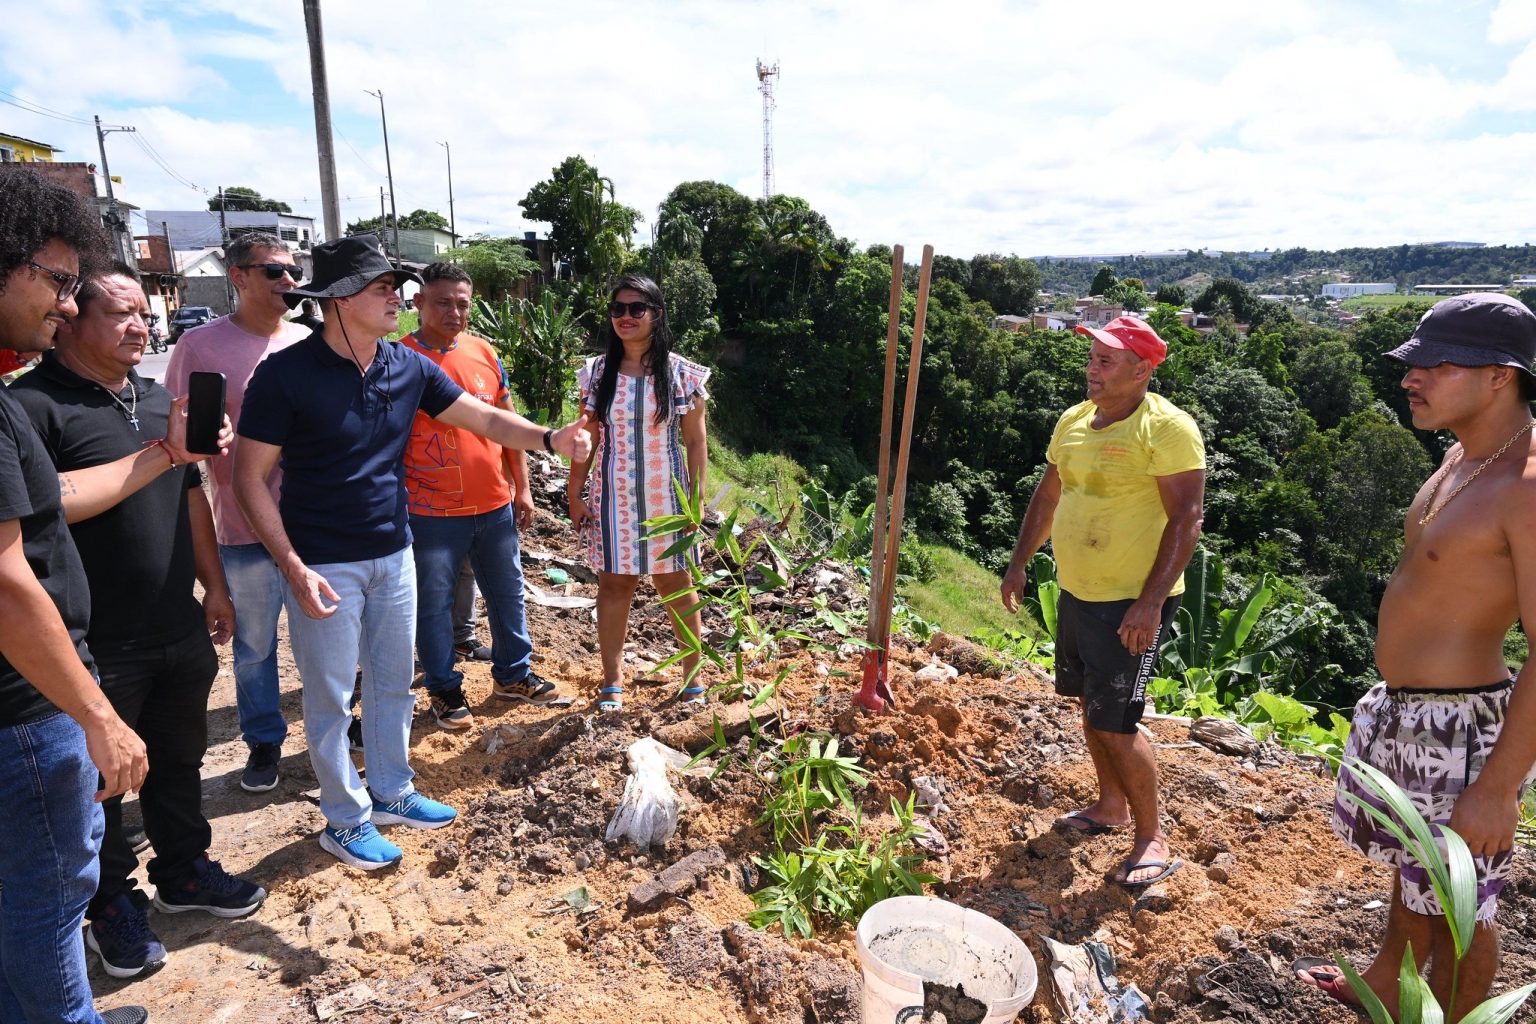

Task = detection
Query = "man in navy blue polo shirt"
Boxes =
[234,235,591,870]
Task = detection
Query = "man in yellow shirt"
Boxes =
[1001,316,1205,888]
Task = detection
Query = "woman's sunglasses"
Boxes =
[240,262,301,282]
[608,300,654,319]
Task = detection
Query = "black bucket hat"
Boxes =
[1385,292,1536,384]
[283,233,420,309]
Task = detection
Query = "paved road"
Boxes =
[138,343,173,383]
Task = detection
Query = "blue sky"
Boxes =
[4,0,1535,256]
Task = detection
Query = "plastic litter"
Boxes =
[1040,936,1149,1023]
[545,567,571,585]
[604,738,698,848]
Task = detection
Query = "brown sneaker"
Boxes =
[430,688,475,730]
[492,671,573,706]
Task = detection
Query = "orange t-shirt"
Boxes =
[402,332,514,516]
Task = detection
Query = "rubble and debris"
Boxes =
[1190,717,1259,757]
[627,846,727,912]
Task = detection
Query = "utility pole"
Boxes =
[439,140,456,244]
[379,187,387,239]
[302,0,341,241]
[755,60,780,200]
[217,187,233,311]
[162,220,177,312]
[365,88,400,266]
[94,115,138,266]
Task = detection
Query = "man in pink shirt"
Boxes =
[166,232,308,793]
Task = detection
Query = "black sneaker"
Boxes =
[124,825,150,854]
[240,743,280,793]
[101,1008,150,1024]
[493,671,574,706]
[454,641,493,662]
[430,688,474,731]
[348,717,365,752]
[153,855,266,918]
[86,894,167,979]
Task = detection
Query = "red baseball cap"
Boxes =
[1075,316,1168,366]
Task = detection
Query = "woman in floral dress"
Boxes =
[567,274,709,711]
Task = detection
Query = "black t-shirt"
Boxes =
[10,354,204,654]
[0,381,93,727]
[238,335,463,564]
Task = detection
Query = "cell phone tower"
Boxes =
[756,59,780,200]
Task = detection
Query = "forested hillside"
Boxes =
[493,160,1501,710]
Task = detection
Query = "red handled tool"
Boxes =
[856,244,933,712]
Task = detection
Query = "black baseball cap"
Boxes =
[1385,292,1536,384]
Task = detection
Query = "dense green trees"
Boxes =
[213,186,290,213]
[509,159,1464,703]
[347,208,450,235]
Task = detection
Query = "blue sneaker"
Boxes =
[319,822,402,870]
[154,855,266,918]
[371,791,458,830]
[86,894,167,978]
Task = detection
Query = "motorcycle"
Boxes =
[147,313,167,355]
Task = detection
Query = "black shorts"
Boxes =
[1053,590,1180,734]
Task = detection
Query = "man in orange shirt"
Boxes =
[403,262,568,728]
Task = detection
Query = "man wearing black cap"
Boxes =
[233,234,591,870]
[1000,316,1205,889]
[1300,293,1536,1016]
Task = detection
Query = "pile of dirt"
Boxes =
[103,472,1536,1023]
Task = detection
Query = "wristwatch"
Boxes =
[542,428,554,453]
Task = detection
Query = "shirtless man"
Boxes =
[1300,293,1536,1018]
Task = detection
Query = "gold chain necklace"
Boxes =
[1418,419,1534,526]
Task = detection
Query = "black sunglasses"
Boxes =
[28,260,82,301]
[240,262,301,281]
[608,300,654,319]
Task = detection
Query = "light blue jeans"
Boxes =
[284,548,418,829]
[0,710,106,1023]
[219,542,287,749]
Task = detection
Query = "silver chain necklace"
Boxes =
[99,380,139,431]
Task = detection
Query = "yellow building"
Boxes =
[0,133,60,163]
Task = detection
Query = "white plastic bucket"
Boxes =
[855,896,1037,1024]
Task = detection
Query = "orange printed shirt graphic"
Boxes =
[402,332,513,516]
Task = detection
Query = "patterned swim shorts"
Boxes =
[1332,679,1534,923]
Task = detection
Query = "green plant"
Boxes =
[1519,791,1535,850]
[1331,759,1536,1023]
[1020,551,1061,640]
[973,627,1054,671]
[696,729,936,939]
[1158,548,1338,703]
[474,291,587,422]
[644,482,854,699]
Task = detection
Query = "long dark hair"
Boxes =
[593,273,674,425]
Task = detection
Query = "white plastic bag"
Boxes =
[604,738,694,847]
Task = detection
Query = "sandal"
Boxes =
[677,683,708,706]
[597,685,624,713]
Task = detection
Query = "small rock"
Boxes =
[1132,885,1173,916]
[1213,925,1241,951]
[1363,899,1385,911]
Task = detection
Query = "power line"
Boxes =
[0,88,95,126]
[128,132,203,193]
[333,123,385,179]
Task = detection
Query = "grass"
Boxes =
[386,309,419,342]
[708,443,810,523]
[1339,294,1435,312]
[903,544,1039,639]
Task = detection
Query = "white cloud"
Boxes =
[11,0,1536,255]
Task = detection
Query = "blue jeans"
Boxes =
[219,542,287,748]
[0,710,106,1024]
[453,560,478,647]
[283,548,418,829]
[410,507,532,695]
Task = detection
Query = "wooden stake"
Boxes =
[867,244,904,644]
[876,245,934,640]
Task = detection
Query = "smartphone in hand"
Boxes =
[185,371,227,455]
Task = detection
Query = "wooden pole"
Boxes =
[867,244,904,644]
[876,245,934,638]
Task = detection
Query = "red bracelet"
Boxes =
[145,438,177,468]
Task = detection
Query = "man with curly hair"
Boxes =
[0,166,151,1022]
